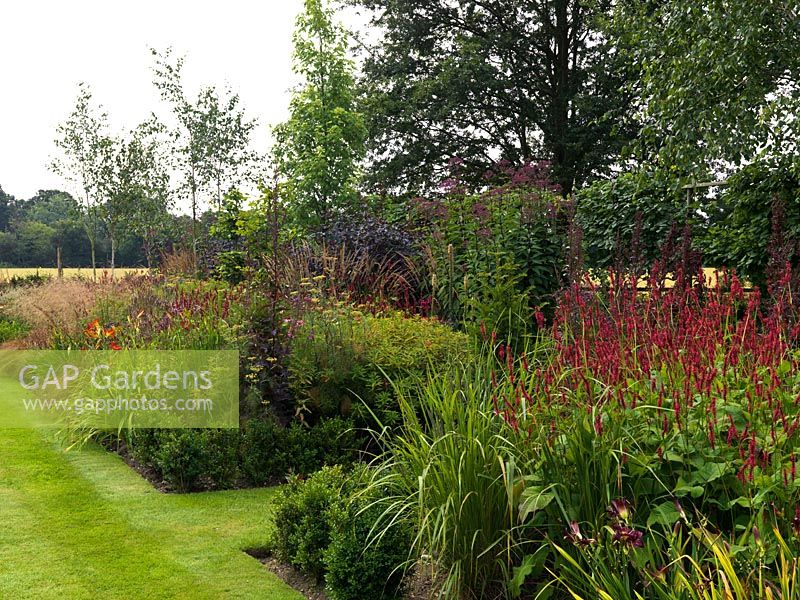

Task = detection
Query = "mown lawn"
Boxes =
[0,383,300,599]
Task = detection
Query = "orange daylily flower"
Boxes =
[84,319,101,339]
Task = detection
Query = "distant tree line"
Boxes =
[0,185,201,268]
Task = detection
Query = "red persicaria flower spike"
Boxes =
[534,308,546,330]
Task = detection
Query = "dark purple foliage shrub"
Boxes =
[317,213,418,264]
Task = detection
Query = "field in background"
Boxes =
[0,268,148,282]
[2,267,743,287]
[589,267,751,290]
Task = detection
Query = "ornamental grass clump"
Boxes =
[363,360,540,599]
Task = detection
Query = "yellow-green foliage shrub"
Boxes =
[288,308,471,427]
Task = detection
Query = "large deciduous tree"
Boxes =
[272,0,367,230]
[15,221,56,268]
[615,0,800,174]
[347,0,634,196]
[22,190,81,226]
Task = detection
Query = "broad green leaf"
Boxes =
[647,501,682,527]
[519,486,555,521]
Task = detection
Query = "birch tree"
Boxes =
[51,83,108,280]
[151,48,258,255]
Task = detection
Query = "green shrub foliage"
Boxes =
[239,418,289,486]
[0,315,28,343]
[150,429,240,492]
[576,170,690,270]
[285,418,359,476]
[272,464,412,598]
[272,465,354,581]
[130,417,357,491]
[324,488,412,600]
[288,308,471,427]
[702,156,800,287]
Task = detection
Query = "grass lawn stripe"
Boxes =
[0,380,301,599]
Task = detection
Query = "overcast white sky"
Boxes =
[0,0,364,203]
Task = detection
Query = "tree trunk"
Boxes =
[56,245,63,279]
[553,0,573,197]
[110,234,116,279]
[90,238,97,282]
[191,166,198,264]
[84,190,97,281]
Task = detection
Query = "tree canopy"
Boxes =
[151,47,259,250]
[0,185,14,232]
[347,0,636,195]
[50,83,109,277]
[272,0,367,230]
[616,0,800,174]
